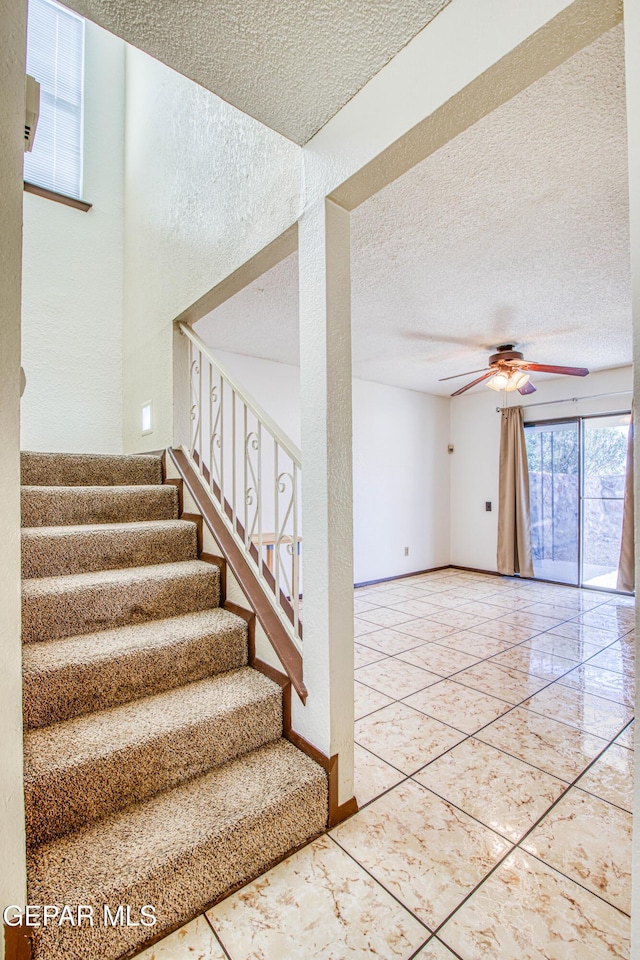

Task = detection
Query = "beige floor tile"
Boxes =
[522,683,633,741]
[354,618,382,637]
[615,722,634,749]
[489,643,578,681]
[414,939,458,959]
[417,592,476,609]
[522,599,599,619]
[589,642,635,675]
[353,599,382,614]
[522,788,632,914]
[456,599,510,618]
[577,742,634,812]
[526,632,604,662]
[421,609,489,631]
[355,701,465,774]
[331,780,510,930]
[357,627,426,656]
[386,599,444,618]
[476,707,608,781]
[558,664,635,707]
[415,738,567,841]
[578,608,634,633]
[357,607,415,628]
[354,743,405,806]
[439,848,630,960]
[136,916,225,959]
[354,681,394,720]
[453,660,550,704]
[404,679,512,734]
[207,834,428,960]
[498,611,564,632]
[436,630,514,658]
[548,621,621,646]
[354,642,388,668]
[394,619,459,642]
[471,591,532,610]
[356,657,441,699]
[397,643,480,677]
[466,619,536,643]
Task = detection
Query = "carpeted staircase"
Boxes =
[20,451,327,960]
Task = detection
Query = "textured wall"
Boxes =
[0,0,28,942]
[122,46,301,452]
[21,22,125,453]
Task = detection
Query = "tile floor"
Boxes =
[139,569,635,960]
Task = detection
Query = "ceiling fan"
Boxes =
[441,345,589,397]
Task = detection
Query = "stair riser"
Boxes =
[21,485,179,527]
[28,777,327,960]
[25,691,283,846]
[21,452,163,487]
[22,569,220,644]
[22,522,198,579]
[23,625,248,729]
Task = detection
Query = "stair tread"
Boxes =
[21,484,178,527]
[25,667,279,773]
[22,609,248,729]
[22,559,217,598]
[22,518,196,539]
[21,451,163,486]
[21,519,198,578]
[23,608,245,675]
[29,739,326,906]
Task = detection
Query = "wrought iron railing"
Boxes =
[178,323,302,648]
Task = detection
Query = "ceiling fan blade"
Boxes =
[439,367,491,382]
[518,380,537,395]
[451,371,496,397]
[524,363,589,377]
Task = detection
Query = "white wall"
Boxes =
[122,46,302,453]
[0,0,28,947]
[21,22,125,453]
[206,348,451,583]
[450,365,633,572]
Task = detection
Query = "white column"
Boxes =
[623,0,640,954]
[0,0,28,949]
[296,197,354,807]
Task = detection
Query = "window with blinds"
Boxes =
[24,0,85,200]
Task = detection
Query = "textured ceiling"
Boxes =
[196,25,632,396]
[66,0,451,144]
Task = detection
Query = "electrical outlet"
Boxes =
[404,546,409,556]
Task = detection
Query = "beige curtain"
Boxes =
[617,409,634,592]
[497,406,534,577]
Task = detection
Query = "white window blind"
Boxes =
[24,0,85,199]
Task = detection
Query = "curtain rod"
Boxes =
[495,390,632,412]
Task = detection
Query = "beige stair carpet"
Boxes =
[23,608,248,729]
[22,519,198,578]
[20,451,328,960]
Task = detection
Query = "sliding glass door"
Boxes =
[525,420,580,585]
[524,412,631,591]
[582,414,630,589]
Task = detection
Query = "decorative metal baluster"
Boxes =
[178,323,303,651]
[189,340,201,463]
[219,375,225,513]
[231,388,237,534]
[243,402,248,550]
[292,461,299,634]
[257,421,263,583]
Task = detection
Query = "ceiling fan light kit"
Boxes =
[442,344,589,397]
